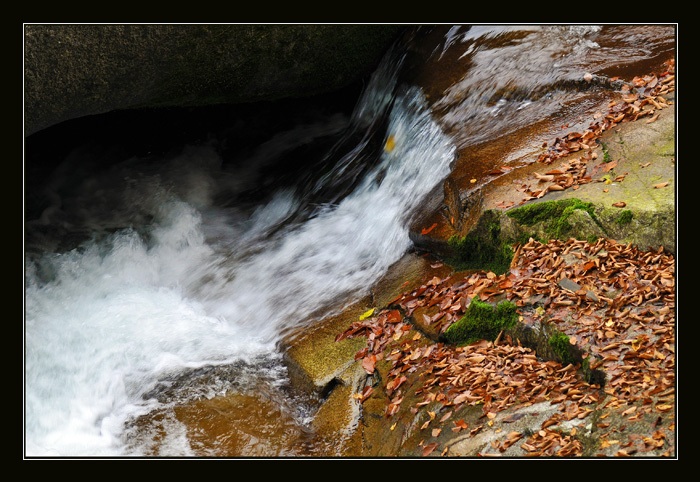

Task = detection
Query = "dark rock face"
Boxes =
[24,24,404,136]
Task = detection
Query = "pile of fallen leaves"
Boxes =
[494,58,675,209]
[337,236,675,456]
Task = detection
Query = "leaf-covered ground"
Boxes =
[335,60,676,457]
[338,237,675,457]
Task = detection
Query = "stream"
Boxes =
[24,24,675,457]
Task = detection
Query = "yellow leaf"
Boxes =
[384,135,396,153]
[359,308,375,320]
[470,178,477,184]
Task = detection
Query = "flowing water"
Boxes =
[24,24,675,457]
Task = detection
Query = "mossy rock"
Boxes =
[445,210,514,274]
[505,321,605,386]
[504,198,606,244]
[440,298,518,346]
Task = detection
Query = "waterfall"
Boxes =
[25,23,675,457]
[24,41,456,456]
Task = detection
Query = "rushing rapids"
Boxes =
[24,25,675,457]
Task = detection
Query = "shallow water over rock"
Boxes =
[24,24,675,458]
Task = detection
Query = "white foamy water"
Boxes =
[24,58,456,455]
[26,24,674,458]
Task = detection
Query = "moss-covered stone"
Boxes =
[446,210,513,274]
[548,331,576,366]
[615,209,633,226]
[506,198,605,243]
[440,298,518,346]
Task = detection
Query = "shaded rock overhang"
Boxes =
[24,24,406,136]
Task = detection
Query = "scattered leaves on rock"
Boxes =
[338,237,675,457]
[500,59,675,207]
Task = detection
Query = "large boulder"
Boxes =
[24,24,404,136]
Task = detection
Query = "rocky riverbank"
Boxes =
[282,61,676,457]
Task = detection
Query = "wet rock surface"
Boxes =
[119,36,675,459]
[280,63,676,458]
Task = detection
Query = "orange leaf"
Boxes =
[612,201,627,208]
[421,223,438,235]
[653,182,669,189]
[454,419,469,430]
[386,309,402,323]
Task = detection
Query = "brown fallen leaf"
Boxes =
[362,354,376,374]
[646,113,659,124]
[600,160,618,173]
[422,442,439,456]
[622,406,637,416]
[496,200,516,209]
[653,182,669,189]
[612,201,627,208]
[535,173,555,182]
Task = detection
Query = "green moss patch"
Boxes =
[548,331,576,367]
[506,198,603,242]
[616,209,633,226]
[440,298,518,346]
[446,210,513,274]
